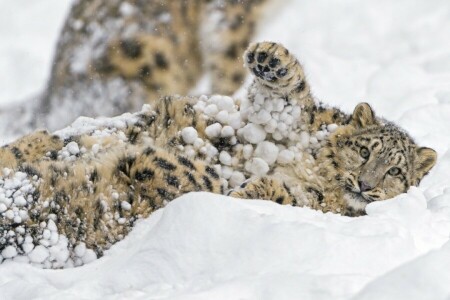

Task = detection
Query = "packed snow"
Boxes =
[1,0,450,299]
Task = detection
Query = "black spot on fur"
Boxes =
[275,196,284,204]
[157,188,175,200]
[48,150,58,160]
[89,168,99,183]
[185,171,201,191]
[202,175,213,191]
[177,156,196,170]
[295,80,306,93]
[139,65,152,78]
[63,137,76,146]
[226,45,238,58]
[310,112,316,125]
[143,147,155,156]
[135,168,155,181]
[155,52,169,69]
[213,137,231,152]
[116,156,136,177]
[232,72,244,84]
[165,175,179,187]
[371,142,380,150]
[307,187,324,203]
[154,157,176,171]
[120,39,142,59]
[205,166,219,179]
[331,160,339,168]
[11,147,23,159]
[19,165,41,177]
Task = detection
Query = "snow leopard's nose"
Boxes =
[358,180,373,192]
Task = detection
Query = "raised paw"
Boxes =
[244,42,308,95]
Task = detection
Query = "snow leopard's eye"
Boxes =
[388,167,401,176]
[360,147,370,159]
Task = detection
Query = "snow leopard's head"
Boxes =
[325,103,437,213]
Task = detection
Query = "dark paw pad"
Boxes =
[257,52,268,63]
[246,52,255,64]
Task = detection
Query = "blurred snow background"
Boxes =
[1,0,450,299]
[0,0,71,105]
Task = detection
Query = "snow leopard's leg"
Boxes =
[201,0,268,95]
[244,42,350,131]
[230,177,296,206]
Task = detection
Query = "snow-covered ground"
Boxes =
[1,0,450,299]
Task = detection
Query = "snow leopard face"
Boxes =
[327,103,437,211]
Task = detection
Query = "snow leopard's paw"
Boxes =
[229,177,294,205]
[244,42,308,95]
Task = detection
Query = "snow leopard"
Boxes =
[0,42,436,267]
[3,0,270,135]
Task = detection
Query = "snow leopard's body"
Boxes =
[0,42,437,267]
[3,0,269,135]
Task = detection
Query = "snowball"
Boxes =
[219,151,232,166]
[315,131,327,140]
[264,119,278,133]
[249,109,271,125]
[243,144,254,159]
[215,110,229,124]
[221,126,234,137]
[0,203,6,212]
[272,131,283,141]
[254,142,279,165]
[241,124,266,144]
[277,150,295,164]
[216,96,235,112]
[228,112,242,130]
[14,195,27,206]
[300,132,310,148]
[43,229,51,240]
[82,249,97,264]
[254,93,265,105]
[66,141,80,155]
[74,243,86,258]
[274,98,285,112]
[204,104,219,116]
[2,246,17,259]
[248,158,270,177]
[22,243,34,254]
[327,124,338,132]
[5,210,14,220]
[91,144,100,154]
[48,220,58,232]
[28,245,49,263]
[205,123,222,138]
[181,127,198,144]
[121,201,132,211]
[193,138,204,149]
[222,166,233,179]
[229,171,246,188]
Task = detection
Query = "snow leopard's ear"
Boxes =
[414,147,437,182]
[351,102,377,128]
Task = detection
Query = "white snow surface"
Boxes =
[1,0,450,299]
